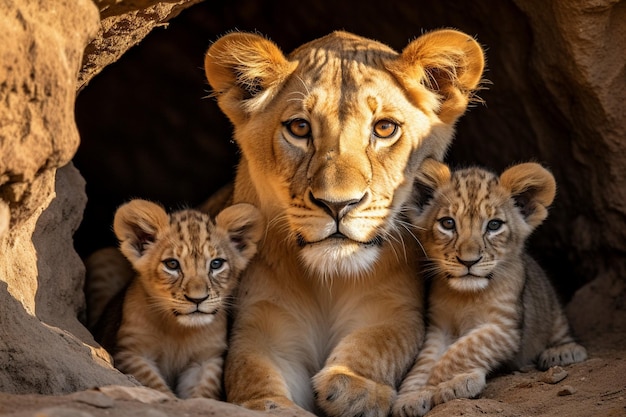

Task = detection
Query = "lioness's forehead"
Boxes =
[289,31,398,64]
[289,32,398,86]
[284,32,408,122]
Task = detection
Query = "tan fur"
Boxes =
[394,161,587,417]
[204,30,485,416]
[0,200,9,238]
[93,200,263,399]
[84,247,134,330]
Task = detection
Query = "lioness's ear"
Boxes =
[499,163,556,228]
[388,29,485,125]
[204,32,297,124]
[113,199,169,264]
[215,203,265,264]
[413,158,451,208]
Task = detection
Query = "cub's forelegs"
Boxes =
[537,309,587,370]
[394,322,519,417]
[393,326,448,417]
[178,356,224,399]
[114,350,174,397]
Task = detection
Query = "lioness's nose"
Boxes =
[309,192,365,220]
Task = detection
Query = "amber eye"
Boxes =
[210,258,226,271]
[487,219,504,231]
[163,258,180,271]
[285,118,311,139]
[438,217,456,231]
[373,119,398,138]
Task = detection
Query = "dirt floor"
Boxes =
[1,332,624,417]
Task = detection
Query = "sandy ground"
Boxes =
[0,332,624,417]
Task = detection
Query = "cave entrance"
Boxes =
[73,0,583,304]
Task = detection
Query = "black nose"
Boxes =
[309,192,364,220]
[185,295,209,304]
[456,256,482,268]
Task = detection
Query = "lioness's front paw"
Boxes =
[312,366,396,417]
[432,371,485,405]
[392,387,435,417]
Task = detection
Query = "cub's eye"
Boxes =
[163,258,180,271]
[487,219,505,232]
[210,258,226,271]
[373,119,398,139]
[284,118,311,139]
[438,217,456,231]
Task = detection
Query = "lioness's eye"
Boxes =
[487,219,504,231]
[285,118,311,139]
[438,217,456,230]
[210,258,226,271]
[373,119,398,138]
[163,258,180,271]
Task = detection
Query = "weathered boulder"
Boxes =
[80,0,204,90]
[0,0,202,394]
[513,0,626,342]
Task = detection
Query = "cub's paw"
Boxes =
[432,371,485,405]
[312,366,395,417]
[538,342,588,370]
[392,387,435,417]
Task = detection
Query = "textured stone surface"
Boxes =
[0,164,133,394]
[0,0,207,395]
[513,0,626,342]
[0,0,129,394]
[79,0,204,90]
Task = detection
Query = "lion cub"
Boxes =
[394,160,587,417]
[93,200,263,399]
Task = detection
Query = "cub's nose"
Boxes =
[456,256,482,268]
[185,295,209,305]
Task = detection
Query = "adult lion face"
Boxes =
[205,30,484,278]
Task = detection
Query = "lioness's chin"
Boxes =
[298,239,381,278]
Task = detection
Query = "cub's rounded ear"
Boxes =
[413,158,451,208]
[113,199,169,264]
[387,29,485,125]
[417,158,452,190]
[204,32,297,124]
[500,163,556,228]
[215,203,265,262]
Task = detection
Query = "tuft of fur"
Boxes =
[393,160,587,417]
[92,200,263,399]
[203,30,485,416]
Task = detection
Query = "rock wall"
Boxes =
[0,0,200,394]
[0,0,624,395]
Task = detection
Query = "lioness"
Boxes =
[204,29,485,416]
